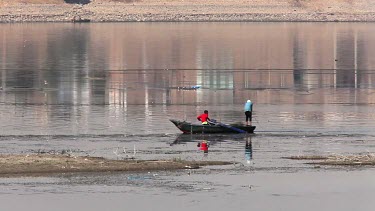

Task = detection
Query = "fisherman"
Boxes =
[197,110,210,125]
[244,99,253,126]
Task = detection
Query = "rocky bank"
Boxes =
[0,0,375,22]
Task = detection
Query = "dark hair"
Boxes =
[204,110,208,114]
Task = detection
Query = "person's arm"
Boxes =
[207,117,213,125]
[197,114,202,121]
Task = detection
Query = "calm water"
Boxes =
[1,22,375,211]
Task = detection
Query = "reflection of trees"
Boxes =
[2,23,375,106]
[292,29,306,91]
[197,51,234,90]
[335,30,355,88]
[357,30,375,89]
[44,25,94,104]
[291,25,366,90]
[0,24,110,105]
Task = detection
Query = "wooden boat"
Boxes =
[170,119,256,134]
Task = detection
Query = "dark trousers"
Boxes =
[245,111,252,122]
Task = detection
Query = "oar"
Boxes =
[209,119,246,133]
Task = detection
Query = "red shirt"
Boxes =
[197,113,209,123]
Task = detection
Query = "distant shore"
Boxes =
[1,1,375,22]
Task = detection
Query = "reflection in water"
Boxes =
[2,24,375,211]
[1,23,375,106]
[2,23,375,136]
[171,134,247,145]
[197,140,209,153]
[245,136,253,164]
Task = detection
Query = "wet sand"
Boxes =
[0,154,232,177]
[1,0,375,22]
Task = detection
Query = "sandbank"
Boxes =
[0,154,232,177]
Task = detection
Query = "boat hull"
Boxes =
[170,119,256,134]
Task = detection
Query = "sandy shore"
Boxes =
[1,0,375,22]
[0,154,232,177]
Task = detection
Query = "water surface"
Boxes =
[1,22,375,211]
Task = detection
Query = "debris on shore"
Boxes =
[283,153,375,166]
[0,154,233,177]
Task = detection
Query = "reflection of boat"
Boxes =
[171,133,249,145]
[170,119,256,134]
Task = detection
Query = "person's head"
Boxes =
[247,100,251,103]
[204,110,208,114]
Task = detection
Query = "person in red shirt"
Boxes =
[197,110,210,125]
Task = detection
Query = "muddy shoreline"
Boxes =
[283,154,375,166]
[0,154,233,177]
[1,1,375,22]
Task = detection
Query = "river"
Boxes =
[0,22,375,211]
